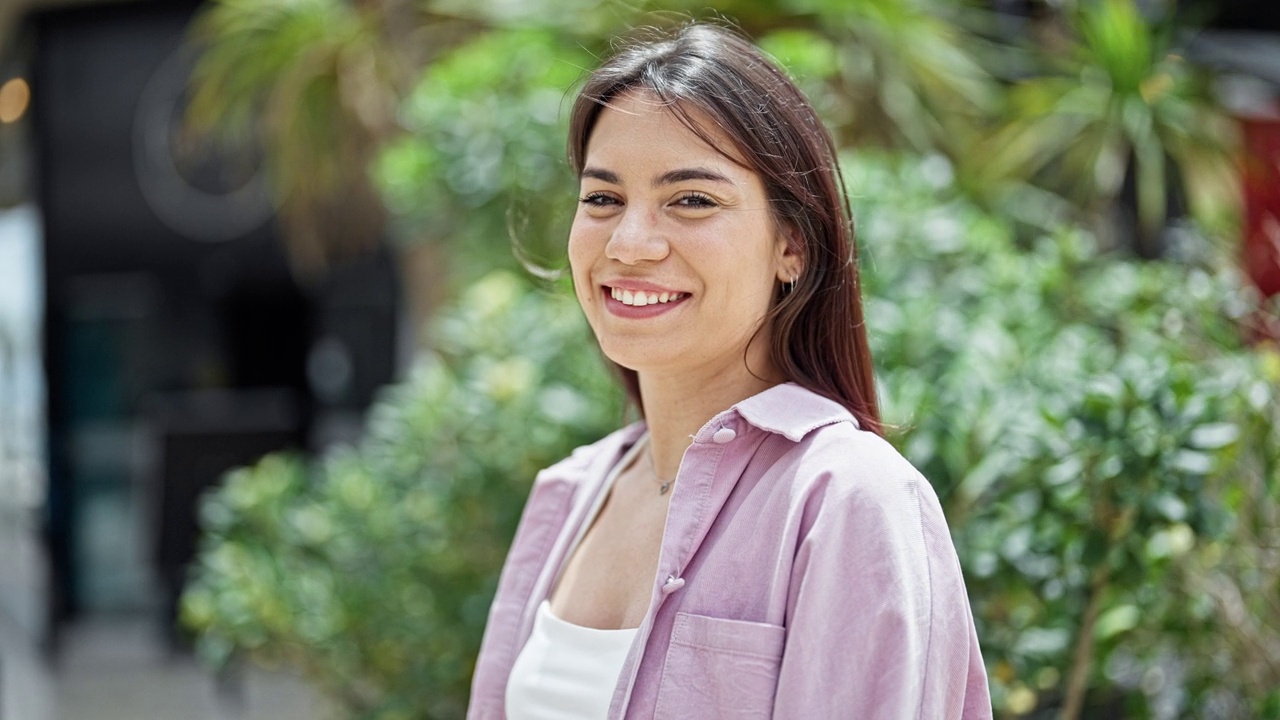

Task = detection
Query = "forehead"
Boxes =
[584,91,751,173]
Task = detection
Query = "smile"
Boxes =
[602,284,689,318]
[609,287,688,306]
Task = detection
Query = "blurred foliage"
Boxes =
[374,28,591,284]
[969,0,1238,256]
[760,0,1000,153]
[859,154,1280,718]
[182,272,623,719]
[188,0,403,276]
[186,0,493,276]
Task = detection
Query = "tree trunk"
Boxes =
[1061,565,1110,720]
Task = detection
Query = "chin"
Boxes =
[597,348,645,372]
[596,342,671,374]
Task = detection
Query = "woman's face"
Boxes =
[569,91,799,384]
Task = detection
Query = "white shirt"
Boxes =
[504,600,638,719]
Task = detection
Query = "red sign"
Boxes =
[1242,114,1280,300]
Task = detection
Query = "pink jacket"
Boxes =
[468,383,992,719]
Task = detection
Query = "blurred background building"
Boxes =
[0,0,1278,718]
[1,0,400,717]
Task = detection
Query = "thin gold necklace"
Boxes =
[644,441,675,495]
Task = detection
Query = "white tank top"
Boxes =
[504,437,647,720]
[504,601,639,719]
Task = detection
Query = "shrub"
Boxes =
[181,272,622,719]
[858,154,1280,718]
[375,27,590,285]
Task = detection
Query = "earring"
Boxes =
[789,275,797,294]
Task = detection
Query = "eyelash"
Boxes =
[579,192,617,206]
[676,192,717,208]
[577,192,718,209]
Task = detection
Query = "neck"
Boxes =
[637,361,779,481]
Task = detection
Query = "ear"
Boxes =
[773,225,804,284]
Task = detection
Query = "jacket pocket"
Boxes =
[653,612,786,720]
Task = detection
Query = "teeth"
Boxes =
[609,287,685,307]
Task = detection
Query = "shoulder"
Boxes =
[746,395,964,601]
[735,383,932,509]
[793,421,931,503]
[731,385,948,545]
[788,424,946,549]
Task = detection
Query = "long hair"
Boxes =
[567,23,882,436]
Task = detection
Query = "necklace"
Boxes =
[645,449,675,496]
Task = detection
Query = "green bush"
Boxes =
[857,154,1280,717]
[181,272,623,719]
[375,27,592,285]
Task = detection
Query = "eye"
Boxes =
[579,191,620,207]
[674,192,717,209]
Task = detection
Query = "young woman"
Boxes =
[468,23,991,719]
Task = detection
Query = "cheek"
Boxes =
[567,227,595,304]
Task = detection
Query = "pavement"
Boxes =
[0,505,331,720]
[0,600,333,720]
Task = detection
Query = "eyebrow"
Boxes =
[580,166,735,188]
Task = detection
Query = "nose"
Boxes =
[605,208,669,265]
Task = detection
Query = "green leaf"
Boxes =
[1015,627,1071,656]
[759,29,840,81]
[1151,493,1187,522]
[1095,603,1141,640]
[1189,422,1240,450]
[1170,449,1214,475]
[1145,523,1195,560]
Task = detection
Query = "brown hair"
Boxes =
[568,22,882,436]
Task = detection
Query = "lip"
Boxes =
[599,281,690,319]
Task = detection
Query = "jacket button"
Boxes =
[712,427,736,444]
[661,576,685,594]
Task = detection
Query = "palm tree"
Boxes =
[757,0,1002,154]
[975,0,1237,257]
[185,0,479,278]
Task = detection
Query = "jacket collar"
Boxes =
[723,382,859,443]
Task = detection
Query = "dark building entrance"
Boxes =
[28,0,399,638]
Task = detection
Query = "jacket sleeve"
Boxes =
[770,471,992,720]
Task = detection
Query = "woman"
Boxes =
[468,23,991,719]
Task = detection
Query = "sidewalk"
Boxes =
[0,608,333,720]
[0,511,332,720]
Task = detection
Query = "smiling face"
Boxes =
[569,91,801,387]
